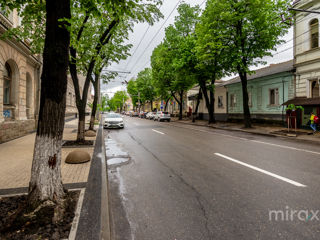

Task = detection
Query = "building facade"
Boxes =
[285,0,320,126]
[187,81,228,121]
[227,60,295,122]
[187,61,295,123]
[0,8,41,143]
[0,7,93,142]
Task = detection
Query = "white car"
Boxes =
[154,111,171,122]
[146,112,155,120]
[104,113,124,129]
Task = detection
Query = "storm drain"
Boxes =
[105,137,130,166]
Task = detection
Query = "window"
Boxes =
[311,80,319,98]
[218,96,223,108]
[230,94,236,107]
[3,63,11,105]
[248,92,252,107]
[269,88,279,105]
[310,19,319,49]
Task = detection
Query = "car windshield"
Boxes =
[107,114,121,118]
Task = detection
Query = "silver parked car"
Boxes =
[146,112,155,120]
[104,113,124,129]
[154,111,170,122]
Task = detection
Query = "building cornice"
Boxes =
[296,67,320,75]
[294,55,320,68]
[0,13,13,29]
[294,0,315,9]
[0,23,41,68]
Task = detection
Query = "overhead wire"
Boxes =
[124,25,151,71]
[127,0,182,80]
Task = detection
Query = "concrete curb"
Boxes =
[171,120,320,145]
[75,122,111,240]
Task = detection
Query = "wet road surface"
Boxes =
[106,115,320,240]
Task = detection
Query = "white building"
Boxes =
[284,0,320,126]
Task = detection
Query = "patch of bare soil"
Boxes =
[62,140,94,147]
[0,191,79,240]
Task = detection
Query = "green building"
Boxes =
[226,60,295,123]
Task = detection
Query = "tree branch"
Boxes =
[77,11,89,42]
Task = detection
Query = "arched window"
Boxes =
[310,19,319,49]
[3,62,12,105]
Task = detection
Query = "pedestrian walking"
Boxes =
[310,112,318,134]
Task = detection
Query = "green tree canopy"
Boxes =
[136,68,157,105]
[127,79,139,108]
[198,0,291,127]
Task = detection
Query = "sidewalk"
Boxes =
[0,117,95,191]
[171,118,320,144]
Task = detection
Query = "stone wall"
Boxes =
[0,119,35,143]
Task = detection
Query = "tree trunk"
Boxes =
[164,97,170,111]
[192,89,202,123]
[77,104,86,142]
[199,83,210,120]
[208,83,216,124]
[239,71,252,128]
[172,92,183,120]
[89,76,99,131]
[199,80,216,124]
[29,0,70,209]
[151,100,153,111]
[179,90,183,120]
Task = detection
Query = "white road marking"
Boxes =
[152,129,165,135]
[168,123,320,155]
[214,153,307,187]
[251,140,320,155]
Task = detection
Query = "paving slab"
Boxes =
[0,117,95,191]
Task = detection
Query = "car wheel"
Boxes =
[167,119,170,122]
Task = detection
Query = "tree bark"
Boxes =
[192,88,202,122]
[239,70,252,128]
[28,0,70,208]
[77,103,86,142]
[208,82,216,124]
[89,74,99,131]
[150,100,153,111]
[199,79,216,124]
[172,91,184,120]
[164,97,170,111]
[179,91,184,120]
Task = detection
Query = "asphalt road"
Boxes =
[105,116,320,240]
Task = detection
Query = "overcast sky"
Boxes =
[102,0,293,98]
